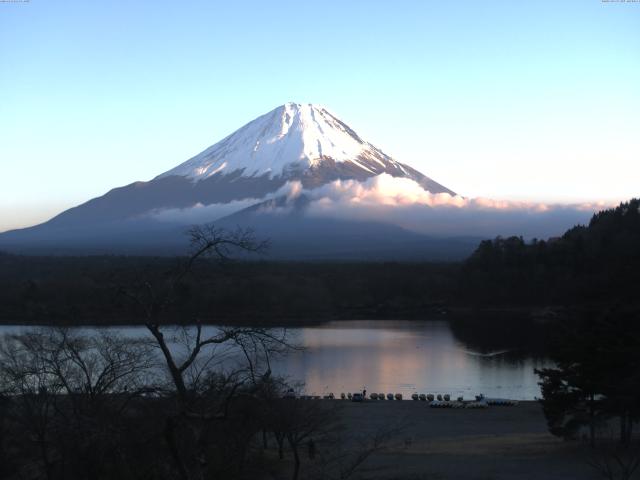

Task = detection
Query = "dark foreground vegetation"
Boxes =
[0,226,400,480]
[0,199,638,479]
[461,200,640,473]
[0,326,401,480]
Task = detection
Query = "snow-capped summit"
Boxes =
[159,103,363,180]
[157,102,454,194]
[0,103,459,258]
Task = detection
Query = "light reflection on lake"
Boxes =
[0,320,549,400]
[271,320,549,400]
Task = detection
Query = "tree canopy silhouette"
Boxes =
[462,198,640,305]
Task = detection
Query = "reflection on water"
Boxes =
[0,320,549,400]
[271,320,549,400]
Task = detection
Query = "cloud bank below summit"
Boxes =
[152,174,607,239]
[151,198,262,224]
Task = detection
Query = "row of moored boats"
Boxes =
[287,390,517,407]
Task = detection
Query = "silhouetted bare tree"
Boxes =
[117,224,293,480]
[0,327,156,479]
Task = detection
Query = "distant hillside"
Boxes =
[461,198,640,305]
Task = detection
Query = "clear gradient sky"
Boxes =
[1,0,639,232]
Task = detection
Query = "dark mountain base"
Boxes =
[0,215,481,261]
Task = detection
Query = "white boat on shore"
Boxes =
[476,394,518,406]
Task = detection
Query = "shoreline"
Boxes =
[0,305,547,327]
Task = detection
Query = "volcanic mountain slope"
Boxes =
[157,103,453,191]
[0,103,471,258]
[36,103,454,227]
[213,195,480,261]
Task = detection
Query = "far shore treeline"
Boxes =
[0,198,638,331]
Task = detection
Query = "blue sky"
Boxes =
[1,0,639,232]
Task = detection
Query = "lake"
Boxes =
[0,320,549,400]
[272,320,547,400]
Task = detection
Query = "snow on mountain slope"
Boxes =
[157,102,452,195]
[159,103,361,179]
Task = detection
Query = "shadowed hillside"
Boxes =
[460,198,640,306]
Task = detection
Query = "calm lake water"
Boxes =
[272,320,548,400]
[0,320,549,400]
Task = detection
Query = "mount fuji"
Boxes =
[158,103,453,195]
[0,103,482,259]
